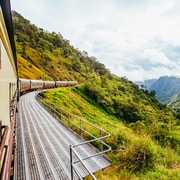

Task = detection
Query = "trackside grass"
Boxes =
[39,87,180,179]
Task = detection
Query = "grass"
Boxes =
[17,54,51,80]
[40,86,180,179]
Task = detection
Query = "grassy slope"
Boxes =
[17,54,51,79]
[41,87,180,180]
[168,92,180,119]
[16,44,81,80]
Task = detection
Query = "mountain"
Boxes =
[137,76,180,118]
[148,76,180,102]
[12,11,180,179]
[136,79,157,89]
[137,76,180,102]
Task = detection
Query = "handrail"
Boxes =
[70,136,111,180]
[37,94,111,180]
[70,145,97,180]
[0,91,17,180]
[0,125,9,160]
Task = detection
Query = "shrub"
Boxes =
[118,139,158,172]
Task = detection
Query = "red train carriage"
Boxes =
[55,81,78,87]
[44,81,56,89]
[19,78,31,93]
[30,79,44,90]
[67,81,78,86]
[19,79,78,94]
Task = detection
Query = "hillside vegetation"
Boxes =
[40,85,180,179]
[168,92,180,119]
[137,76,180,118]
[12,11,108,81]
[13,11,180,179]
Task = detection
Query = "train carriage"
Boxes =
[0,0,18,179]
[67,81,78,86]
[55,80,78,87]
[30,79,44,90]
[18,79,78,94]
[55,81,68,87]
[43,80,56,89]
[19,78,31,93]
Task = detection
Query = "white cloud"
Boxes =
[11,0,180,81]
[142,49,173,66]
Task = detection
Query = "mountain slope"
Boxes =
[148,76,180,102]
[40,86,180,179]
[12,11,109,81]
[168,92,180,117]
[136,79,156,89]
[136,76,180,117]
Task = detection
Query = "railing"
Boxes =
[37,94,111,180]
[0,124,9,168]
[0,91,17,180]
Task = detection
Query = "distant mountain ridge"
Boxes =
[136,79,156,89]
[137,76,180,102]
[137,76,180,117]
[149,76,180,102]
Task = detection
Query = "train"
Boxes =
[0,0,18,179]
[19,78,78,95]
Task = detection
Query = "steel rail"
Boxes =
[37,94,111,180]
[69,128,111,180]
[70,145,96,180]
[40,100,110,139]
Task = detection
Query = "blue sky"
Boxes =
[11,0,180,81]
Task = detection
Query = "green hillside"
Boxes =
[12,11,108,81]
[40,86,180,179]
[12,11,180,179]
[168,92,180,119]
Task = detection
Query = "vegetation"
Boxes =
[40,86,180,179]
[12,11,109,81]
[168,92,180,119]
[137,76,180,118]
[13,11,180,179]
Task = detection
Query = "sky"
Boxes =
[11,0,180,81]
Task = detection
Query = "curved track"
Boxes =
[15,92,111,179]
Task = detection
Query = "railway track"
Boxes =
[14,92,111,179]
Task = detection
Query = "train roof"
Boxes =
[19,78,30,82]
[30,79,44,83]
